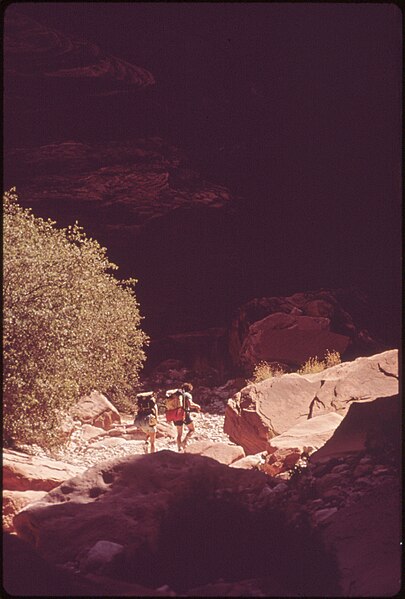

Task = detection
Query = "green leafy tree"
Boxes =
[3,188,148,447]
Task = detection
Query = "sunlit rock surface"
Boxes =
[71,390,121,430]
[3,449,85,492]
[224,349,398,454]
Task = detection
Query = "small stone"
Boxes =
[373,466,390,476]
[312,507,338,525]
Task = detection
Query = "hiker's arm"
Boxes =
[189,401,201,412]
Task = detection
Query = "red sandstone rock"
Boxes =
[229,453,265,470]
[71,390,121,430]
[267,412,344,454]
[224,350,398,454]
[311,394,401,463]
[239,311,350,372]
[185,440,245,465]
[3,490,47,533]
[229,289,385,371]
[81,424,104,442]
[13,451,268,567]
[3,449,85,492]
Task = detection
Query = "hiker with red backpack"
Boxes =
[134,391,158,453]
[165,383,201,451]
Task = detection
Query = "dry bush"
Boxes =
[248,361,286,384]
[298,350,341,375]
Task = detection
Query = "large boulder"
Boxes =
[229,289,385,372]
[257,412,344,477]
[229,453,265,470]
[11,450,344,595]
[13,451,270,568]
[224,350,398,454]
[71,390,121,430]
[311,394,401,464]
[239,311,350,372]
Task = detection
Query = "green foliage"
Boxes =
[3,189,148,447]
[297,350,341,375]
[248,361,286,384]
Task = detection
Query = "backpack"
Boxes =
[135,392,157,427]
[165,389,185,422]
[165,389,182,411]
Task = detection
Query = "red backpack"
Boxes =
[165,390,185,422]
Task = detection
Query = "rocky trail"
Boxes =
[48,410,231,470]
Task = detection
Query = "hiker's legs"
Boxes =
[144,433,150,454]
[182,421,195,448]
[149,431,156,453]
[176,424,184,451]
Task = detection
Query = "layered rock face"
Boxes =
[224,349,398,454]
[6,138,232,234]
[4,9,240,338]
[4,11,155,90]
[4,9,156,147]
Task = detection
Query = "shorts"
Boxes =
[174,412,193,427]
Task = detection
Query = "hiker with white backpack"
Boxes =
[134,391,158,453]
[165,383,201,451]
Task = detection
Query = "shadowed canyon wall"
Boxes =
[4,4,401,347]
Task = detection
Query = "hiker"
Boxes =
[134,391,158,453]
[166,383,201,451]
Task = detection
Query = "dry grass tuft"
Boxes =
[297,350,341,375]
[248,361,286,384]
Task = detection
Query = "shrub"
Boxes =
[298,350,341,375]
[3,189,148,447]
[248,361,285,384]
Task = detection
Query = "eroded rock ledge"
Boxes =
[224,349,398,454]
